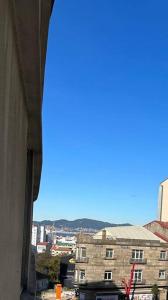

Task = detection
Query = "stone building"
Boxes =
[0,1,54,299]
[75,226,168,300]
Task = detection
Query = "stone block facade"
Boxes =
[75,233,168,300]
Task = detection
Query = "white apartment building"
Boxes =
[32,225,39,247]
[40,225,46,243]
[31,225,46,246]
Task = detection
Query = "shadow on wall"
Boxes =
[60,255,75,288]
[78,280,125,300]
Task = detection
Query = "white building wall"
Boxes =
[158,179,168,222]
[32,226,38,247]
[40,226,46,243]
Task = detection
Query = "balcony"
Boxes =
[76,256,89,263]
[158,257,168,261]
[104,256,117,260]
[130,258,147,264]
[158,277,167,281]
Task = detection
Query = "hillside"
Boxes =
[34,218,131,230]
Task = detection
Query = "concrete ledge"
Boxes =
[11,0,54,200]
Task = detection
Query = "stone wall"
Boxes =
[76,242,168,286]
[75,234,168,300]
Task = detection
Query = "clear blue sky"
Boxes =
[34,0,168,224]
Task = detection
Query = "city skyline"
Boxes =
[34,0,168,224]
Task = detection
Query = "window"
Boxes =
[81,247,86,258]
[104,270,112,281]
[106,249,113,258]
[76,247,79,259]
[132,250,143,260]
[159,270,166,280]
[79,270,85,280]
[133,270,142,282]
[75,269,78,281]
[160,251,167,260]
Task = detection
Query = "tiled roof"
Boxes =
[94,225,166,242]
[154,232,168,243]
[144,220,168,229]
[51,245,71,251]
[51,245,59,250]
[155,221,168,229]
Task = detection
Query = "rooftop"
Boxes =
[94,225,166,242]
[154,232,168,242]
[145,220,168,229]
[51,245,72,251]
[155,221,168,229]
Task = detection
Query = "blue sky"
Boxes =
[34,0,168,224]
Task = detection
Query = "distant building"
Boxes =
[158,179,168,222]
[75,226,168,300]
[31,225,47,246]
[37,242,51,254]
[40,226,46,243]
[32,225,39,247]
[51,245,72,256]
[54,236,76,252]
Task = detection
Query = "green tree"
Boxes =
[36,253,60,282]
[151,284,159,300]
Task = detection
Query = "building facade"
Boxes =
[40,226,46,243]
[158,179,168,222]
[31,225,46,247]
[0,1,54,299]
[37,242,50,254]
[51,245,72,256]
[32,225,39,247]
[75,226,168,300]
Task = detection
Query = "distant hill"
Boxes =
[34,218,131,230]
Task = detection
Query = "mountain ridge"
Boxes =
[33,218,131,230]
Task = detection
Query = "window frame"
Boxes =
[106,248,114,258]
[104,270,113,281]
[79,269,86,280]
[75,269,78,281]
[132,249,144,260]
[160,251,167,260]
[133,269,142,282]
[81,247,86,258]
[159,270,166,280]
[76,247,79,259]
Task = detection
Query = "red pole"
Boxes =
[122,263,136,300]
[127,263,136,296]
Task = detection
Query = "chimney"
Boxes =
[102,229,106,240]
